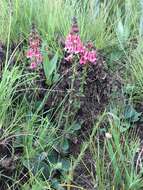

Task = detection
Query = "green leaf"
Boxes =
[120,122,131,132]
[124,105,142,122]
[117,19,124,42]
[42,51,58,85]
[116,8,129,45]
[61,138,69,152]
[110,50,123,63]
[38,152,48,161]
[48,53,58,78]
[51,179,65,190]
[48,150,58,164]
[22,181,46,190]
[53,162,62,170]
[124,84,135,94]
[53,73,60,83]
[34,100,42,110]
[23,157,51,178]
[60,158,71,172]
[69,122,81,133]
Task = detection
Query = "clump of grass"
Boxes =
[73,110,143,190]
[128,43,143,101]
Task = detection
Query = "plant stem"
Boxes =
[80,64,87,94]
[65,60,77,129]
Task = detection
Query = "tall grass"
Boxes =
[129,44,143,101]
[0,0,139,49]
[74,111,143,190]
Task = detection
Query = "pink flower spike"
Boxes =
[30,62,37,69]
[26,49,34,58]
[65,33,84,54]
[30,39,40,48]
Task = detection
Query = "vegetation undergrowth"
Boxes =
[0,0,143,190]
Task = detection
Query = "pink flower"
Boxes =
[30,39,40,48]
[26,49,34,58]
[34,49,42,62]
[79,56,87,64]
[65,34,84,54]
[65,19,97,66]
[80,46,86,54]
[26,31,43,68]
[80,50,97,64]
[74,44,84,54]
[83,50,89,61]
[88,50,97,63]
[37,54,43,63]
[30,62,37,69]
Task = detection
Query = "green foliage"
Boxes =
[116,9,130,48]
[124,105,142,122]
[23,147,71,190]
[0,0,143,190]
[42,44,59,85]
[68,122,82,133]
[109,103,141,133]
[61,137,70,153]
[87,112,143,190]
[128,44,143,101]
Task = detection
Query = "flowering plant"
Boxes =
[26,25,42,69]
[65,17,97,65]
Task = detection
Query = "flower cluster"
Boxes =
[26,26,42,69]
[65,34,84,54]
[65,18,97,65]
